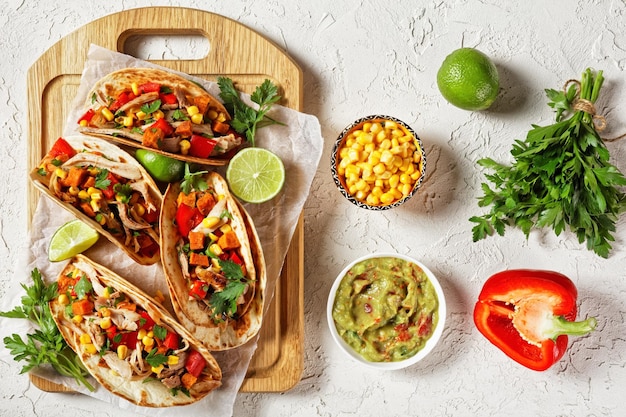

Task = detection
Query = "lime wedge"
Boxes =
[48,219,100,262]
[226,148,285,203]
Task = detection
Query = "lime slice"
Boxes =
[226,148,285,203]
[48,219,100,262]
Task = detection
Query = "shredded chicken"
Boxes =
[117,92,159,113]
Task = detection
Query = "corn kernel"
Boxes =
[101,107,114,122]
[380,192,395,205]
[147,331,154,338]
[211,257,221,271]
[207,109,218,120]
[100,307,111,317]
[72,314,83,324]
[68,186,80,196]
[136,111,148,120]
[90,199,100,213]
[134,204,146,217]
[208,232,219,242]
[151,364,164,376]
[216,112,227,122]
[80,333,91,345]
[58,294,69,305]
[100,317,112,330]
[142,336,154,347]
[219,224,232,233]
[191,113,204,124]
[389,174,400,189]
[138,329,147,340]
[55,168,67,179]
[117,345,128,359]
[84,344,97,355]
[202,216,221,229]
[209,243,223,256]
[79,120,88,127]
[167,355,179,366]
[180,140,191,155]
[131,82,140,96]
[187,105,200,116]
[122,116,134,127]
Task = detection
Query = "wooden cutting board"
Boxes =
[26,7,304,393]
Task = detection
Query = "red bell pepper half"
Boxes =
[473,269,596,371]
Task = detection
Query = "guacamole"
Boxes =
[332,256,439,362]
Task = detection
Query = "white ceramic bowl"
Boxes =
[326,253,446,370]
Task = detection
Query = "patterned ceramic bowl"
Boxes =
[331,115,426,210]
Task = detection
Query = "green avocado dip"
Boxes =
[332,256,439,362]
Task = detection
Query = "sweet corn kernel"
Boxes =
[84,344,97,355]
[151,364,164,376]
[131,82,140,96]
[134,203,146,217]
[207,109,218,120]
[216,112,227,122]
[100,307,111,317]
[211,257,221,271]
[208,232,219,242]
[147,331,154,338]
[117,345,128,359]
[138,329,147,340]
[191,113,204,124]
[187,105,200,116]
[136,111,148,120]
[202,216,221,229]
[209,243,223,256]
[180,140,191,155]
[142,336,154,347]
[90,199,100,213]
[57,294,69,305]
[72,314,83,324]
[100,317,112,330]
[68,186,80,196]
[79,120,88,127]
[167,355,179,366]
[219,224,232,233]
[122,116,134,127]
[80,333,91,345]
[101,107,114,122]
[55,168,67,179]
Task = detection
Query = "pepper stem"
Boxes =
[547,315,597,339]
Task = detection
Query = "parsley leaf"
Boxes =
[209,259,248,318]
[141,99,162,115]
[146,348,168,367]
[217,77,285,146]
[471,68,626,258]
[73,274,93,300]
[180,164,208,194]
[113,183,133,203]
[152,325,167,341]
[95,169,111,190]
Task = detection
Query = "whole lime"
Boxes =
[436,47,499,111]
[135,149,185,183]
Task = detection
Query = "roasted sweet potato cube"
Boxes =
[142,127,164,149]
[174,120,193,138]
[189,252,210,267]
[62,167,88,188]
[177,191,197,208]
[196,193,216,215]
[217,230,240,251]
[188,231,205,251]
[181,372,198,389]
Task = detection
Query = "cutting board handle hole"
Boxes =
[122,34,210,60]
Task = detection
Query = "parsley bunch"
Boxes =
[470,68,626,258]
[217,77,284,146]
[0,269,95,391]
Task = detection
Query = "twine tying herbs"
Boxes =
[564,78,626,142]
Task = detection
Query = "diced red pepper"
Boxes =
[229,251,244,266]
[109,91,136,112]
[77,109,96,125]
[142,207,159,224]
[136,234,159,259]
[49,138,77,159]
[189,280,208,300]
[189,135,218,158]
[138,310,155,331]
[101,172,119,200]
[140,82,161,94]
[185,349,206,378]
[150,118,174,137]
[175,203,204,237]
[473,269,597,371]
[163,331,180,350]
[159,93,178,105]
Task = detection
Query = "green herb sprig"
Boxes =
[0,269,95,391]
[470,68,626,258]
[217,77,284,146]
[210,259,249,319]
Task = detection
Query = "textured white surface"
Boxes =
[1,1,626,416]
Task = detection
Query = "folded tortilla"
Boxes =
[160,172,266,350]
[30,135,162,265]
[77,67,241,166]
[49,255,222,407]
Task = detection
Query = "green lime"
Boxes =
[226,148,285,203]
[48,219,100,262]
[436,47,499,111]
[135,149,185,183]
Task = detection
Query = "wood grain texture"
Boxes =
[27,7,304,393]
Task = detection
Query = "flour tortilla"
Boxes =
[160,172,266,350]
[49,255,222,407]
[78,67,236,166]
[29,135,162,265]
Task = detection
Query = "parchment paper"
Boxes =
[0,44,322,416]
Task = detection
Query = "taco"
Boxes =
[160,171,266,350]
[76,67,243,166]
[49,255,222,407]
[30,135,161,265]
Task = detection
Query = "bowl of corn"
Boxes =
[331,115,426,210]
